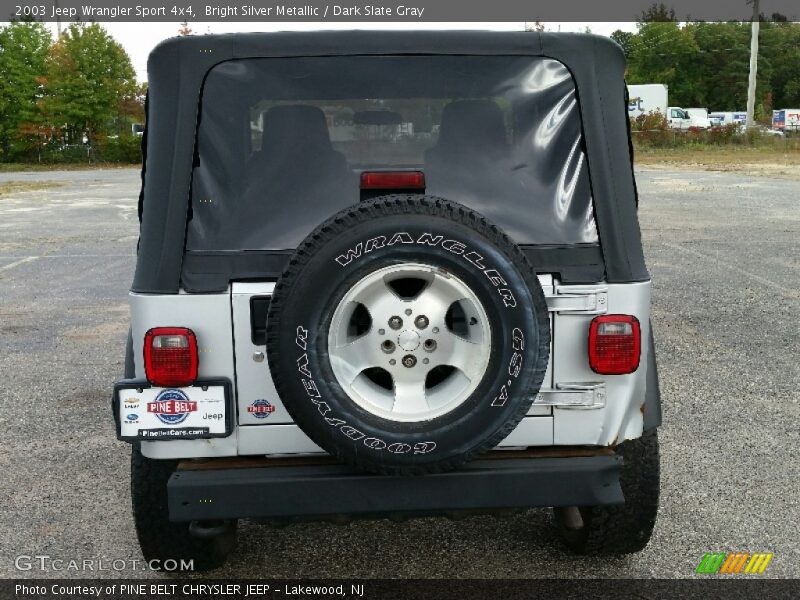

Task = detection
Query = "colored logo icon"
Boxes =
[696,552,773,575]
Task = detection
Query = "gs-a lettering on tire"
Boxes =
[266,195,550,475]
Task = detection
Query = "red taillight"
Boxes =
[360,171,426,190]
[143,327,198,387]
[588,315,641,375]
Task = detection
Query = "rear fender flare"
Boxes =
[643,321,662,431]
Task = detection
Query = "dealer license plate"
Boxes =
[116,381,231,441]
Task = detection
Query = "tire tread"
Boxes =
[555,430,660,555]
[266,195,550,476]
[131,445,235,571]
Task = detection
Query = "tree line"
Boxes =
[2,14,799,164]
[0,20,143,162]
[612,7,800,118]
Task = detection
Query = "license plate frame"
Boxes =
[113,379,233,442]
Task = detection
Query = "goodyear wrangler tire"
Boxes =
[266,195,550,475]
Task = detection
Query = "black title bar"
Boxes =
[3,0,800,22]
[6,579,800,599]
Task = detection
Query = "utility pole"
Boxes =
[746,0,760,128]
[55,0,62,37]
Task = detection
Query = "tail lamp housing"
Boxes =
[143,327,198,387]
[588,315,641,375]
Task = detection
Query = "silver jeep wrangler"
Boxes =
[113,31,661,570]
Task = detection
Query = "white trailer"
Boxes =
[627,84,668,119]
[773,109,800,132]
[709,111,748,128]
[628,85,703,130]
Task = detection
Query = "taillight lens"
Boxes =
[588,315,641,375]
[143,327,198,387]
[360,171,426,190]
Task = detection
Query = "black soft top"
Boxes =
[133,31,647,294]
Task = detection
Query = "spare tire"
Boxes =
[266,195,549,475]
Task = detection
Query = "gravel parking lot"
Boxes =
[0,167,798,579]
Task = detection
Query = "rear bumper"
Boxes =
[168,454,623,522]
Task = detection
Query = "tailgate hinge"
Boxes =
[535,383,606,409]
[545,286,608,315]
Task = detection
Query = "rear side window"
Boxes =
[187,55,597,251]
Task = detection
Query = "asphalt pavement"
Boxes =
[0,166,797,578]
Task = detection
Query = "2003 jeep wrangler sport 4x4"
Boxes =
[113,31,661,570]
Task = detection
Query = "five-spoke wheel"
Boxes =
[328,263,491,422]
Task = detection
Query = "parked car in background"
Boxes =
[759,126,785,137]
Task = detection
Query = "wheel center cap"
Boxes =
[397,330,420,352]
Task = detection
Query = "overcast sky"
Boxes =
[32,21,637,82]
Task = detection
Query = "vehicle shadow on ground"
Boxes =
[207,511,632,578]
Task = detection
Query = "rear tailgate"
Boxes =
[231,277,556,454]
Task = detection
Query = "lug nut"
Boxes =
[402,354,417,368]
[414,315,429,329]
[423,339,437,352]
[381,340,396,354]
[388,316,403,330]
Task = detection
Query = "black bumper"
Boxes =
[168,455,623,522]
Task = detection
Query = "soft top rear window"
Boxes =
[187,55,597,251]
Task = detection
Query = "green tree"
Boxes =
[120,81,147,126]
[611,30,634,58]
[686,22,756,110]
[44,23,137,143]
[621,18,800,114]
[0,20,51,157]
[760,20,800,109]
[626,21,701,106]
